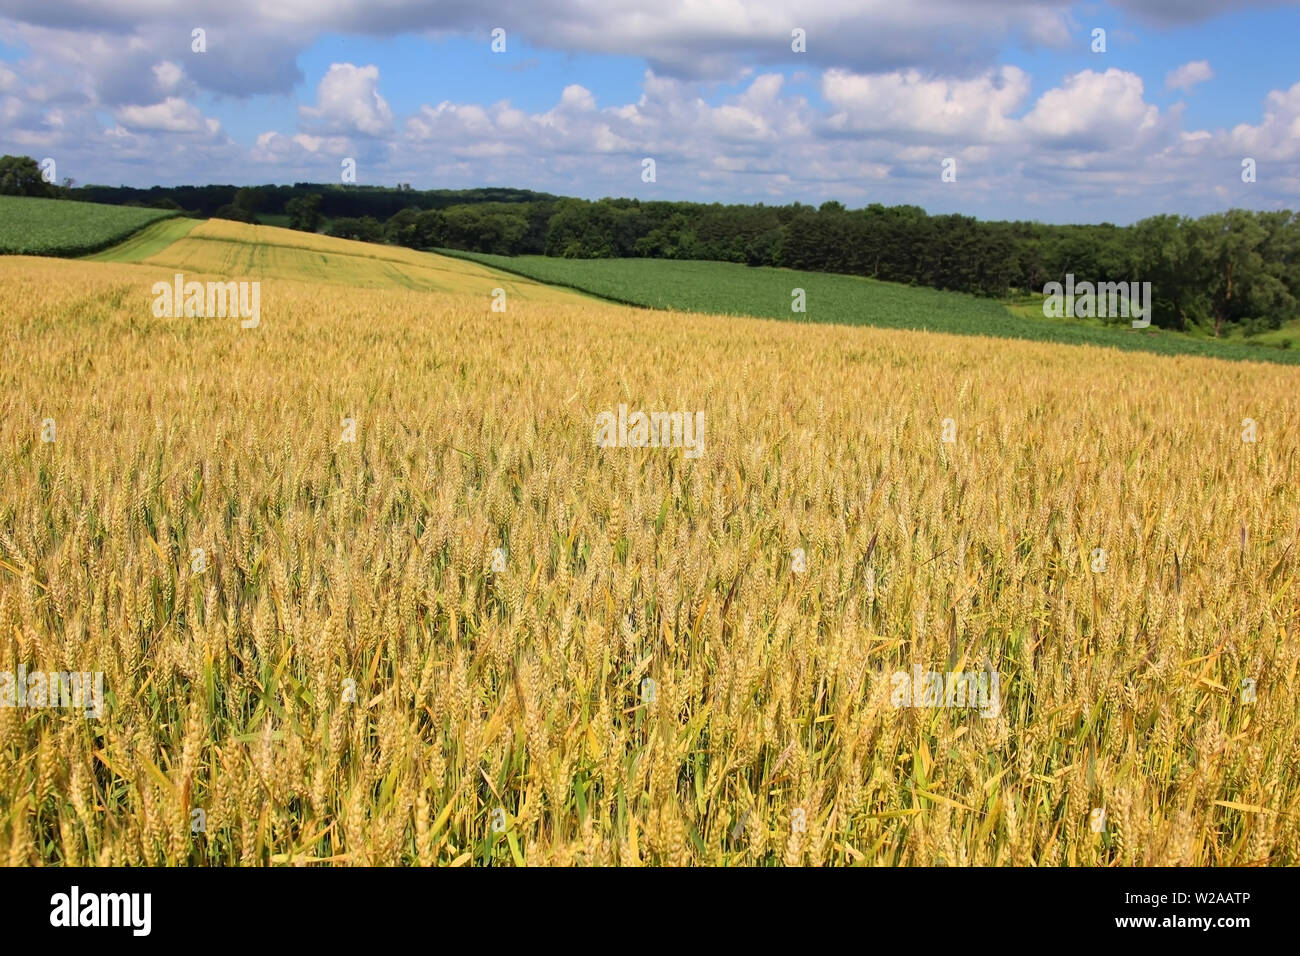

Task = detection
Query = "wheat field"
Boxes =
[99,218,594,299]
[1,226,1298,865]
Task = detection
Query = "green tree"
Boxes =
[232,187,265,217]
[212,203,258,223]
[1186,211,1290,337]
[286,194,323,232]
[327,216,383,242]
[383,207,420,246]
[1132,215,1193,330]
[0,155,56,197]
[414,209,446,248]
[634,213,696,258]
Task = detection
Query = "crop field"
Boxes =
[101,219,591,301]
[2,221,1298,867]
[442,251,1300,367]
[83,218,201,263]
[0,196,179,257]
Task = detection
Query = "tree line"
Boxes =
[364,196,1300,335]
[4,153,1296,335]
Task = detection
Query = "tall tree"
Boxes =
[0,155,56,197]
[286,194,323,232]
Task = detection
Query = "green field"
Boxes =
[0,195,181,256]
[441,250,1300,366]
[81,217,201,262]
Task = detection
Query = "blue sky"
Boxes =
[2,1,1298,223]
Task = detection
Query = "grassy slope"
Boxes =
[73,218,593,304]
[441,251,1300,367]
[1004,293,1300,349]
[82,217,201,262]
[0,195,179,256]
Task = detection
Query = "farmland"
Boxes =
[91,218,590,301]
[441,251,1300,366]
[0,195,180,257]
[83,218,201,263]
[1,221,1297,866]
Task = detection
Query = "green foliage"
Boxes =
[382,206,419,245]
[68,181,557,220]
[0,195,178,256]
[286,193,323,232]
[212,203,258,224]
[0,155,57,198]
[233,187,265,216]
[327,216,384,242]
[81,217,201,262]
[439,204,530,254]
[411,198,1300,336]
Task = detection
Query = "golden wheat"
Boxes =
[0,239,1297,866]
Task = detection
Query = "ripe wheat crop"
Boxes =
[1,234,1297,866]
[441,250,1300,367]
[126,219,593,300]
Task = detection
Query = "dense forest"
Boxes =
[3,153,1297,335]
[67,181,558,221]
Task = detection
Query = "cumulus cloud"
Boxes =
[1022,69,1161,148]
[1225,81,1300,161]
[1166,60,1213,92]
[115,96,218,134]
[252,129,353,165]
[2,0,1290,99]
[0,0,1087,92]
[822,66,1031,143]
[0,1,1296,217]
[391,64,1182,210]
[299,63,393,136]
[151,60,186,95]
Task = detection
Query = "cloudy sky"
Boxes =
[2,0,1298,223]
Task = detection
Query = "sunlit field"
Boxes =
[1,224,1297,865]
[0,195,177,257]
[106,219,592,299]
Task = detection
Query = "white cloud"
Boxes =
[0,0,1078,96]
[1166,60,1213,92]
[822,66,1030,142]
[1022,69,1161,147]
[252,129,352,163]
[1225,81,1300,161]
[152,61,185,94]
[299,63,393,136]
[557,85,597,112]
[0,2,1297,219]
[114,96,211,133]
[1,95,23,124]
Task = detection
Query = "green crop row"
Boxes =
[0,195,179,257]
